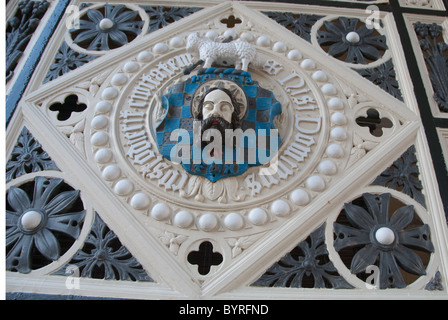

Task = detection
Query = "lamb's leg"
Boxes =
[183,59,204,75]
[235,60,242,70]
[241,58,249,71]
[203,57,214,69]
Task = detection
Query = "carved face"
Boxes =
[201,89,235,124]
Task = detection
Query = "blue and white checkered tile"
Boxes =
[156,68,282,182]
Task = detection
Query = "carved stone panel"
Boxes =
[5,0,448,300]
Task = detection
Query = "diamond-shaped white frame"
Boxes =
[6,1,448,299]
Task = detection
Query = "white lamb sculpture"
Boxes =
[186,32,257,71]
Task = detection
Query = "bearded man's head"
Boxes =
[196,87,242,139]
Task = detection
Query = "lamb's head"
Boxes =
[186,32,201,53]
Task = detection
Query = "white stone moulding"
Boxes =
[399,0,446,11]
[327,0,390,4]
[5,0,448,299]
[437,128,448,170]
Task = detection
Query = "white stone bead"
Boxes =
[330,127,348,141]
[91,115,108,130]
[328,97,344,110]
[91,131,109,146]
[375,227,395,245]
[248,208,268,226]
[102,165,121,181]
[114,179,134,196]
[111,73,128,86]
[137,50,153,62]
[240,32,254,42]
[326,143,345,159]
[331,112,347,125]
[306,175,326,191]
[223,29,237,40]
[173,210,194,228]
[273,41,287,53]
[256,35,270,47]
[153,42,169,54]
[123,61,139,73]
[95,101,112,113]
[205,30,219,40]
[130,193,151,210]
[198,213,219,231]
[301,59,315,70]
[312,70,327,82]
[224,213,245,231]
[346,31,360,43]
[271,200,291,217]
[291,189,310,206]
[99,18,114,30]
[321,83,337,96]
[169,36,184,48]
[287,49,302,61]
[21,210,42,230]
[94,148,112,164]
[101,87,118,100]
[318,159,337,175]
[151,203,172,221]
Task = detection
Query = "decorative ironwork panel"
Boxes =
[414,22,448,113]
[44,41,97,83]
[6,177,85,273]
[263,11,324,42]
[333,193,433,289]
[252,224,353,289]
[6,0,49,82]
[54,213,152,282]
[6,127,59,182]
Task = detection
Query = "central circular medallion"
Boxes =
[90,30,351,232]
[113,53,327,209]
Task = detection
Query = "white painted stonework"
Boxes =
[5,0,448,300]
